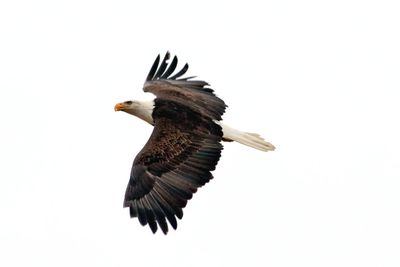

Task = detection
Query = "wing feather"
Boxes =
[136,199,148,226]
[147,193,169,234]
[146,54,160,81]
[153,183,184,219]
[151,188,178,229]
[129,201,138,218]
[161,55,178,79]
[153,52,170,79]
[169,63,189,80]
[142,197,158,233]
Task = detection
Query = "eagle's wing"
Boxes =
[143,52,226,121]
[123,52,227,234]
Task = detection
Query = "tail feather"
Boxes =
[217,122,275,152]
[233,132,275,152]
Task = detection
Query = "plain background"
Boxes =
[1,1,399,266]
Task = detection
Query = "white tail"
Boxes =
[217,122,275,152]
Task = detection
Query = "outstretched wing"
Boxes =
[124,52,227,234]
[144,52,227,121]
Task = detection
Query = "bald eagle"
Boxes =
[115,52,275,234]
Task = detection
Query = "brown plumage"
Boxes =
[123,52,226,234]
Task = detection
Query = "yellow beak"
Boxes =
[114,103,125,111]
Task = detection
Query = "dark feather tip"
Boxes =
[170,63,189,80]
[146,54,160,81]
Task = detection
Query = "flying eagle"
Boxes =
[115,52,275,234]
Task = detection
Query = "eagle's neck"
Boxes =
[131,100,154,125]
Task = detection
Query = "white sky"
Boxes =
[1,1,400,266]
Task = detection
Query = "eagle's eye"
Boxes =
[125,101,133,105]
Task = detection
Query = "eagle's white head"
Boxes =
[114,100,154,125]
